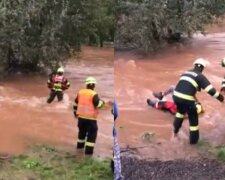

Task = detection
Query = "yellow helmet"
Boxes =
[85,77,97,85]
[57,67,64,73]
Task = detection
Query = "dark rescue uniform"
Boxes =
[173,69,224,144]
[73,89,104,155]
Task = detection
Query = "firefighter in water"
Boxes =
[173,58,224,144]
[47,67,70,103]
[73,77,105,155]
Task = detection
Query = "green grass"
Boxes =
[197,139,225,162]
[214,145,225,161]
[0,145,113,180]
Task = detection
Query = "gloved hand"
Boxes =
[100,100,105,108]
[217,94,224,102]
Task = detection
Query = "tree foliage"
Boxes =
[0,0,114,74]
[115,0,225,52]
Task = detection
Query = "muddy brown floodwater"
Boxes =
[0,46,114,158]
[115,32,225,160]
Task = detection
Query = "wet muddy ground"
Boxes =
[121,155,225,180]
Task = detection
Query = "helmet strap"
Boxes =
[87,84,95,90]
[194,65,204,72]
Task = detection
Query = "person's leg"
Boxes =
[187,103,199,144]
[77,119,87,149]
[153,85,175,100]
[163,85,175,96]
[47,90,57,103]
[153,92,163,100]
[173,101,186,134]
[147,98,157,107]
[57,91,63,102]
[156,101,177,114]
[85,121,98,155]
[161,101,177,115]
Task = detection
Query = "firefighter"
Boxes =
[73,77,105,155]
[147,86,204,115]
[173,58,224,144]
[47,67,70,103]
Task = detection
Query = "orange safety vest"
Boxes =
[77,89,99,120]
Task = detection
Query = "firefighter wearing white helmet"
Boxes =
[193,58,207,67]
[57,67,64,73]
[172,58,224,145]
[73,76,105,155]
[47,67,70,103]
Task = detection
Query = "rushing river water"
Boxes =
[115,32,225,160]
[0,46,114,158]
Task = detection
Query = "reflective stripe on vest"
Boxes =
[173,90,195,101]
[180,76,198,89]
[53,75,64,91]
[77,89,98,120]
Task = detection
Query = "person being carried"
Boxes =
[147,85,204,115]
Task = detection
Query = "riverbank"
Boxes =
[121,156,225,180]
[120,139,225,179]
[0,145,113,180]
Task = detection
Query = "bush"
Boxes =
[115,0,225,52]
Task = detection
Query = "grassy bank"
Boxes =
[197,139,225,161]
[0,145,113,180]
